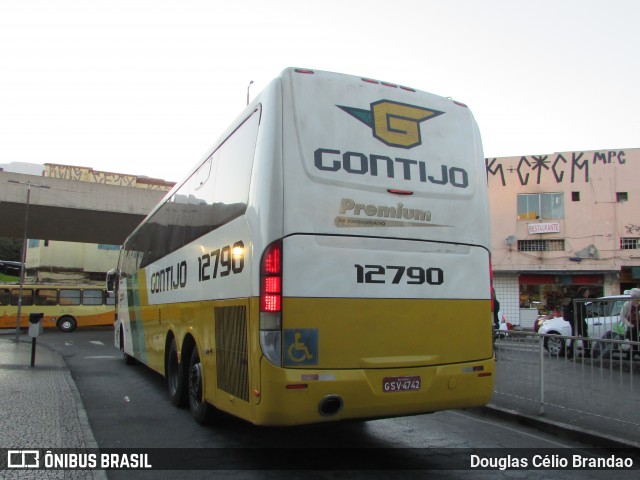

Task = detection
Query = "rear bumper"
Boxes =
[254,357,495,426]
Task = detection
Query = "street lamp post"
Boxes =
[7,180,50,341]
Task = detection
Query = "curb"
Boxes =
[478,404,640,450]
[61,367,108,480]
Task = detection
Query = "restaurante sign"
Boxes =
[528,222,561,234]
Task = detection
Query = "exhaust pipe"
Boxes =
[318,395,343,417]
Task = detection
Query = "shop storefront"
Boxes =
[620,267,640,292]
[518,273,604,328]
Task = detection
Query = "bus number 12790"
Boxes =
[354,264,444,285]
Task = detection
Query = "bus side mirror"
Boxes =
[106,269,117,293]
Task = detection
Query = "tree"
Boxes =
[0,237,22,261]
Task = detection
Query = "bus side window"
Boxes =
[36,289,58,306]
[82,289,104,305]
[210,110,258,227]
[59,289,81,306]
[0,289,10,305]
[10,289,34,306]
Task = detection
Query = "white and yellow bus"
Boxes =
[108,68,494,426]
[0,284,115,332]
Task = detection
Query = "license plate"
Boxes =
[382,376,421,393]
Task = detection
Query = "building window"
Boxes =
[517,193,564,221]
[571,192,580,202]
[617,192,628,202]
[620,238,639,250]
[518,239,565,252]
[98,244,120,251]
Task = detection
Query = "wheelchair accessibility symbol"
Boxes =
[284,329,318,366]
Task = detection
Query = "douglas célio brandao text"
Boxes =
[470,453,635,470]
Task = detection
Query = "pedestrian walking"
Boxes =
[620,288,640,358]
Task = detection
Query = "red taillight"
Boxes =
[387,189,414,196]
[264,276,281,292]
[261,293,281,312]
[263,245,281,274]
[295,68,315,74]
[260,241,282,313]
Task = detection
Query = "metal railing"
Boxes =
[492,330,640,441]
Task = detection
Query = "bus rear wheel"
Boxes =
[57,316,77,333]
[188,348,211,424]
[167,338,187,407]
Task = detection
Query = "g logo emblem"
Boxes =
[339,100,443,149]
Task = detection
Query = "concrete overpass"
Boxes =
[0,171,168,245]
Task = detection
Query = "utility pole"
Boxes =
[7,180,50,342]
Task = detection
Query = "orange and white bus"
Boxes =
[108,68,494,426]
[0,285,115,332]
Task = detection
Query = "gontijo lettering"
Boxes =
[314,149,469,189]
[150,261,187,294]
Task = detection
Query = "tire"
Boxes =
[167,338,188,408]
[545,334,566,357]
[57,316,77,333]
[188,347,211,424]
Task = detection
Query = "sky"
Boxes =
[1,0,638,183]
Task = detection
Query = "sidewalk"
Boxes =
[0,334,105,480]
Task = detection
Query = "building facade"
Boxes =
[487,148,639,327]
[19,163,175,284]
[26,241,121,284]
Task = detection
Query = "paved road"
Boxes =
[32,328,637,479]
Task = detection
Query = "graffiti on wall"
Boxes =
[486,150,627,187]
[625,224,640,235]
[47,164,136,186]
[45,164,172,191]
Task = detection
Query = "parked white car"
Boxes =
[537,294,630,356]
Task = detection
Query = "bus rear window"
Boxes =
[59,289,81,306]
